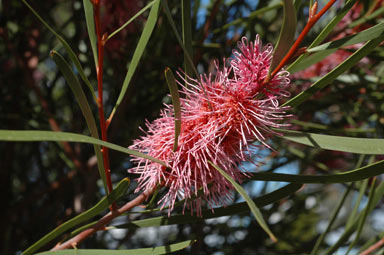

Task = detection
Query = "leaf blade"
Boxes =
[83,0,98,67]
[0,130,167,166]
[22,179,130,255]
[164,68,181,151]
[35,240,194,255]
[209,161,277,242]
[50,50,108,194]
[270,0,297,73]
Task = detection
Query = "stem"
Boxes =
[51,188,154,251]
[265,0,337,83]
[93,0,114,206]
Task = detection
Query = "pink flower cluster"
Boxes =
[129,36,291,215]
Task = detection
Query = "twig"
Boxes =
[360,237,384,255]
[51,188,154,251]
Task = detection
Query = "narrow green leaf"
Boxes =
[308,22,384,53]
[345,179,369,229]
[109,0,161,121]
[311,184,353,255]
[110,183,302,229]
[287,49,336,73]
[278,129,384,154]
[349,6,384,28]
[21,0,96,102]
[35,240,194,255]
[287,0,358,72]
[346,178,377,255]
[270,0,297,73]
[251,160,384,184]
[107,0,158,41]
[324,180,384,255]
[208,161,277,242]
[82,0,98,67]
[50,50,108,194]
[22,178,130,255]
[291,120,376,134]
[0,130,166,166]
[164,68,181,151]
[284,33,384,108]
[162,0,198,78]
[181,0,194,78]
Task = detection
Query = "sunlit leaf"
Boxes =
[0,130,166,166]
[209,161,277,242]
[83,0,98,67]
[284,33,384,107]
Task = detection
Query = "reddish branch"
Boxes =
[265,0,337,83]
[51,188,154,250]
[92,0,114,205]
[360,236,384,255]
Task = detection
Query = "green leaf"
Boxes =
[21,0,96,102]
[108,0,161,121]
[345,178,377,255]
[162,0,198,78]
[110,183,302,229]
[22,178,130,255]
[290,119,376,134]
[50,50,108,194]
[208,161,277,242]
[107,0,159,41]
[181,0,194,78]
[35,240,194,255]
[251,160,384,184]
[325,178,383,255]
[164,68,181,151]
[284,32,384,108]
[311,184,353,255]
[287,49,336,73]
[82,0,98,67]
[270,0,297,73]
[0,130,166,167]
[278,129,384,154]
[307,21,384,53]
[287,0,358,72]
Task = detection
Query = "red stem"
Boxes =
[51,188,154,250]
[94,0,114,207]
[266,0,337,83]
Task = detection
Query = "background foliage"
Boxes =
[1,0,384,254]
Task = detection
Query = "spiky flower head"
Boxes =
[129,36,291,215]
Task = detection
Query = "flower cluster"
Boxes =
[129,36,291,215]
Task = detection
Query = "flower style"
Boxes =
[129,36,291,215]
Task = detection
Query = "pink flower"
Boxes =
[129,36,291,215]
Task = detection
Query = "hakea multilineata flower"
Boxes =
[129,36,291,215]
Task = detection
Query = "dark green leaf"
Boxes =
[209,161,277,242]
[270,0,297,73]
[109,0,161,121]
[164,68,181,151]
[307,22,384,53]
[181,0,194,78]
[22,179,130,255]
[111,183,302,229]
[107,0,159,41]
[50,50,108,194]
[284,33,384,107]
[35,240,194,255]
[251,160,384,183]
